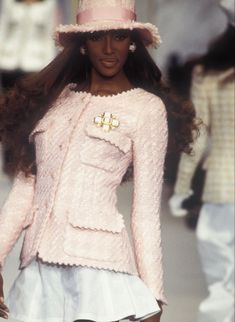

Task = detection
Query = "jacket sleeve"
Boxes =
[174,66,210,195]
[0,172,35,272]
[131,97,168,304]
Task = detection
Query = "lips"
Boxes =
[100,58,118,68]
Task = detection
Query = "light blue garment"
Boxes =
[197,203,235,322]
[6,259,160,322]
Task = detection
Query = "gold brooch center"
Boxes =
[94,112,120,132]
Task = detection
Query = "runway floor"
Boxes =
[0,178,207,322]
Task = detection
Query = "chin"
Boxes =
[102,71,119,78]
[98,68,121,78]
[95,61,123,78]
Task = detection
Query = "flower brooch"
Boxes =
[94,112,120,132]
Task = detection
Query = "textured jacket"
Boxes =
[0,86,168,303]
[175,66,235,204]
[0,0,56,72]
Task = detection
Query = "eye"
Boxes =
[88,33,104,42]
[113,31,130,41]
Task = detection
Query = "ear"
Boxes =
[129,42,137,53]
[80,46,87,55]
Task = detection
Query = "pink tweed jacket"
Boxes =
[0,85,168,303]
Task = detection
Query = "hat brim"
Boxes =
[55,21,162,48]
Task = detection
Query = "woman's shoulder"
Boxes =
[51,84,81,108]
[128,89,167,130]
[135,89,166,115]
[192,64,235,88]
[29,85,75,137]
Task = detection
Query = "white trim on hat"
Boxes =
[54,0,161,48]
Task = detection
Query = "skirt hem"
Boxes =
[9,309,160,322]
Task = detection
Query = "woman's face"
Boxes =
[85,30,132,78]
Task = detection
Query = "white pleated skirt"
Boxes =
[6,259,160,322]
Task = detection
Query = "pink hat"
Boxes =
[55,0,161,48]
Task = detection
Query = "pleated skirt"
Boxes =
[6,259,160,322]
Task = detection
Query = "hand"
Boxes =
[168,193,192,217]
[0,273,9,319]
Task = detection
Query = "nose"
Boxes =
[103,35,114,55]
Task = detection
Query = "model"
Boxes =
[0,1,196,321]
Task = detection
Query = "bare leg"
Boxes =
[142,312,162,322]
[74,320,94,322]
[74,315,162,322]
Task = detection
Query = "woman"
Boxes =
[0,1,196,321]
[169,23,235,322]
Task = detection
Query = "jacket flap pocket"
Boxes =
[68,211,125,234]
[64,224,124,262]
[85,124,132,154]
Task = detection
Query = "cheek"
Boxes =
[88,53,99,66]
[86,43,101,61]
[118,46,130,64]
[86,48,99,61]
[117,41,131,58]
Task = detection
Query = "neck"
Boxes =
[89,68,133,96]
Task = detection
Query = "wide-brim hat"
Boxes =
[55,0,162,48]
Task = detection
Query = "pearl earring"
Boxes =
[129,42,136,53]
[80,46,86,55]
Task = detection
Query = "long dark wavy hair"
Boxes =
[0,30,198,178]
[199,25,235,71]
[168,25,235,99]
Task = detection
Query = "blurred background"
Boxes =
[0,1,234,322]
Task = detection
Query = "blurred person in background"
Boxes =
[0,0,57,92]
[0,0,58,189]
[0,0,197,321]
[166,53,206,230]
[169,1,235,321]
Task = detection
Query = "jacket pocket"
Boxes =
[80,124,132,172]
[68,209,125,234]
[63,211,125,262]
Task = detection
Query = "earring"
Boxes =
[80,46,86,55]
[129,42,136,53]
